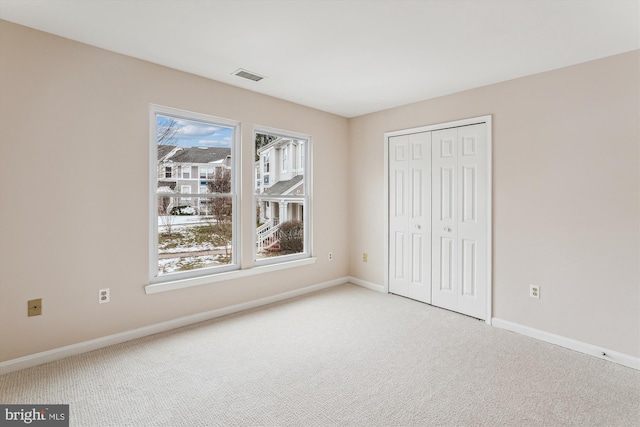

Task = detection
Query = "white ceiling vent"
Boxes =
[232,69,265,82]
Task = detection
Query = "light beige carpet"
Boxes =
[1,284,639,426]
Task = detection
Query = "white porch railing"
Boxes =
[256,219,273,234]
[257,218,281,251]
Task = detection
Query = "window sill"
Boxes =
[145,257,317,294]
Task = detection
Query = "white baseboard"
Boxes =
[347,276,386,293]
[0,277,349,375]
[492,318,640,371]
[6,281,635,375]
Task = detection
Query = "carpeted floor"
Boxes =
[1,283,639,426]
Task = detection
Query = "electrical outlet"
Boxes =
[328,252,333,261]
[99,288,110,304]
[28,299,42,316]
[362,253,368,262]
[529,285,540,299]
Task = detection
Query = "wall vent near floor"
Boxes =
[232,69,265,82]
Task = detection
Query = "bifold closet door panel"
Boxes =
[456,123,487,319]
[431,123,487,319]
[388,132,431,303]
[431,127,459,312]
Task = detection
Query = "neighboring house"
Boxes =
[255,137,305,251]
[255,137,304,224]
[157,145,231,215]
[158,139,304,251]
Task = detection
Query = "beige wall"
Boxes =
[349,50,640,357]
[1,19,638,364]
[0,21,350,362]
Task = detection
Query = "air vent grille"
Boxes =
[232,69,265,82]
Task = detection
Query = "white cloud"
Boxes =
[177,124,221,137]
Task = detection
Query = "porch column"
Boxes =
[279,200,288,223]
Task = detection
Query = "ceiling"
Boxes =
[1,0,638,118]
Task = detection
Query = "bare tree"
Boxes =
[206,168,233,263]
[156,117,180,235]
[158,194,176,236]
[208,169,231,216]
[158,117,179,145]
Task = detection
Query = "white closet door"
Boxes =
[456,124,487,318]
[431,128,459,311]
[388,132,431,303]
[432,123,487,319]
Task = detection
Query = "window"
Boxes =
[282,146,288,172]
[298,145,304,174]
[261,152,270,187]
[151,106,238,282]
[254,130,309,264]
[199,166,215,180]
[180,185,191,203]
[149,106,313,292]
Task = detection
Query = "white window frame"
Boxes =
[180,185,191,202]
[199,166,215,180]
[262,152,270,187]
[282,146,288,173]
[253,128,311,266]
[149,105,240,285]
[145,109,317,295]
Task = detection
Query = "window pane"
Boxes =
[254,131,307,262]
[154,110,235,280]
[157,196,233,275]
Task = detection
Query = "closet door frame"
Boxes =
[383,115,493,325]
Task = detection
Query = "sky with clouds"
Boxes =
[158,114,232,148]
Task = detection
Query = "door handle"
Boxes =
[444,227,452,232]
[416,225,421,230]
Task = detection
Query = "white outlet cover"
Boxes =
[529,285,540,299]
[99,288,110,304]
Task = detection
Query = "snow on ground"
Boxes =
[158,255,219,274]
[155,215,235,274]
[157,216,230,253]
[159,215,212,226]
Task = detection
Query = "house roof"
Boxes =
[263,175,304,196]
[158,145,177,160]
[257,137,284,154]
[159,146,230,164]
[257,138,304,155]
